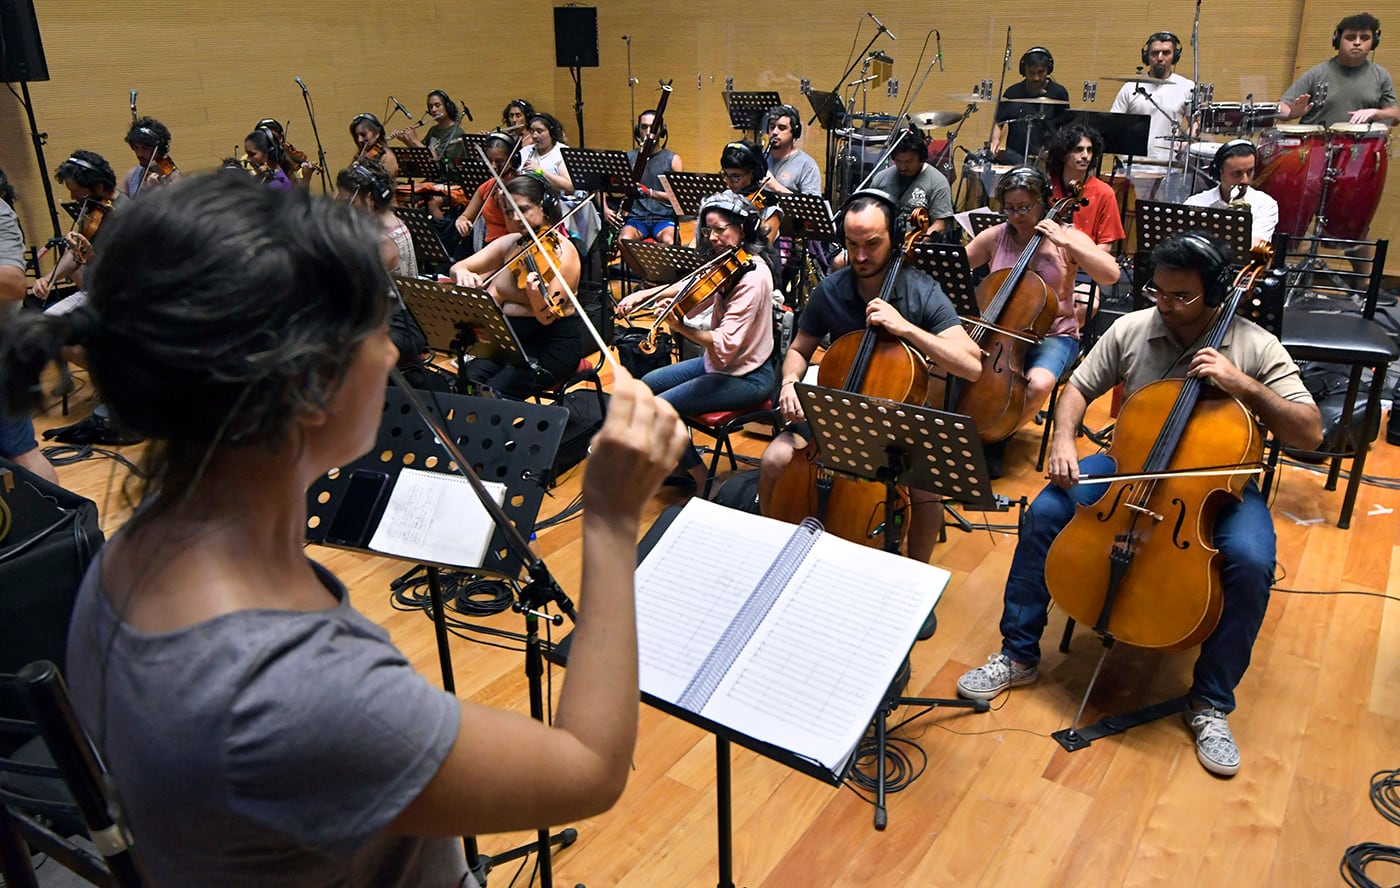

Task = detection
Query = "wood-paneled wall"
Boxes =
[2,1,1395,271]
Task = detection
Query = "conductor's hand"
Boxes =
[583,368,688,522]
[778,380,804,423]
[866,298,912,338]
[1045,436,1080,489]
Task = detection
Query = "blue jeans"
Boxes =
[1026,334,1079,379]
[1000,453,1275,713]
[644,357,775,469]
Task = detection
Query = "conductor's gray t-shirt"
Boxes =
[66,555,467,887]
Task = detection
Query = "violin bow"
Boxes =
[472,143,622,375]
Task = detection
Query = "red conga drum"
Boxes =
[1318,123,1390,240]
[1256,125,1328,236]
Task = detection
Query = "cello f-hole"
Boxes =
[1169,498,1190,550]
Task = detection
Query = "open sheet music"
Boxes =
[635,499,948,778]
[367,467,506,568]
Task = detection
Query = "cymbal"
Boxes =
[946,92,989,103]
[1005,96,1071,106]
[1100,73,1158,83]
[910,110,965,128]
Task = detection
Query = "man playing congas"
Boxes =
[1277,13,1396,127]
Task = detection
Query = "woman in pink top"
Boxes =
[964,167,1121,471]
[625,192,777,489]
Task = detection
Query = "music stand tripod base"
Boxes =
[795,384,992,829]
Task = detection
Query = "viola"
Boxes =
[633,246,752,355]
[76,199,112,242]
[763,209,938,551]
[1042,247,1274,651]
[954,184,1085,443]
[394,181,468,208]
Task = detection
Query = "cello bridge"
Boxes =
[1124,502,1163,522]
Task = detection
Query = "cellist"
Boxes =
[956,232,1321,777]
[757,191,981,565]
[963,167,1122,477]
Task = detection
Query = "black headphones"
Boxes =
[1333,19,1381,49]
[1142,31,1183,65]
[1019,47,1055,76]
[633,109,668,143]
[252,128,284,165]
[348,162,393,203]
[1210,139,1257,178]
[536,181,561,216]
[836,188,905,245]
[484,131,522,169]
[698,191,760,239]
[995,166,1052,210]
[723,140,768,175]
[768,104,802,138]
[428,89,458,122]
[1176,232,1234,306]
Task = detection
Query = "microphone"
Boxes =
[390,96,413,120]
[129,89,137,107]
[462,104,474,122]
[295,76,307,92]
[868,12,895,40]
[621,34,630,41]
[935,30,944,71]
[1003,27,1012,67]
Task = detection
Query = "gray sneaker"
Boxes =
[956,653,1038,701]
[1183,706,1241,777]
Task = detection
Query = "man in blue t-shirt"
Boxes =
[757,192,981,563]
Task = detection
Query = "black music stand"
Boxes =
[559,147,633,195]
[806,89,847,131]
[967,211,1005,237]
[392,275,524,380]
[724,90,783,140]
[1062,110,1151,159]
[306,385,578,886]
[391,145,441,182]
[659,171,727,217]
[392,207,454,272]
[794,384,991,827]
[774,192,836,307]
[443,155,493,192]
[618,241,705,284]
[1134,200,1251,257]
[904,240,981,318]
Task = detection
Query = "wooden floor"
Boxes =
[31,364,1400,887]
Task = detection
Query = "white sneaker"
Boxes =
[1183,706,1241,777]
[956,653,1038,701]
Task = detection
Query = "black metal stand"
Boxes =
[18,81,61,240]
[723,90,783,141]
[306,383,581,886]
[569,66,587,148]
[295,78,332,194]
[658,171,727,218]
[794,385,993,828]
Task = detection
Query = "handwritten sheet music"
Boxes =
[635,499,948,774]
[368,467,506,569]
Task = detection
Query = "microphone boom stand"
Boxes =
[296,79,333,194]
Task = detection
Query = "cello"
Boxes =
[1042,245,1273,651]
[764,205,936,551]
[955,182,1085,443]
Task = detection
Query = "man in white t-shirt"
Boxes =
[1111,31,1196,162]
[1183,140,1278,248]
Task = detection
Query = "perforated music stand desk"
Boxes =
[904,240,981,319]
[724,90,783,136]
[392,275,524,369]
[776,192,836,240]
[659,171,727,217]
[1135,200,1251,257]
[806,89,847,131]
[967,211,1005,236]
[619,241,705,284]
[392,207,453,272]
[560,147,633,194]
[443,155,493,192]
[390,145,441,182]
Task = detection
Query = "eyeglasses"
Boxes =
[698,222,736,238]
[1142,284,1204,306]
[1003,204,1039,216]
[721,171,749,182]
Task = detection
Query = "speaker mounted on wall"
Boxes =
[0,0,50,83]
[554,6,599,68]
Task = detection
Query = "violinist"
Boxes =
[244,130,294,191]
[520,113,574,193]
[452,132,521,251]
[30,151,119,303]
[605,109,683,246]
[956,232,1321,777]
[501,98,537,144]
[121,117,180,199]
[349,113,400,178]
[717,141,781,245]
[392,90,467,161]
[255,118,316,187]
[448,176,584,398]
[963,167,1122,476]
[758,192,982,563]
[617,193,777,490]
[337,160,417,278]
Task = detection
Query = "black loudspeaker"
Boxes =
[0,0,50,82]
[554,6,599,68]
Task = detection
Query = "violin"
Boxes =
[282,140,322,173]
[394,181,468,208]
[763,208,938,551]
[953,184,1086,443]
[631,246,752,355]
[1042,246,1274,651]
[76,199,113,242]
[507,227,573,324]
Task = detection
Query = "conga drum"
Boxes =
[1256,125,1327,236]
[1318,123,1390,240]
